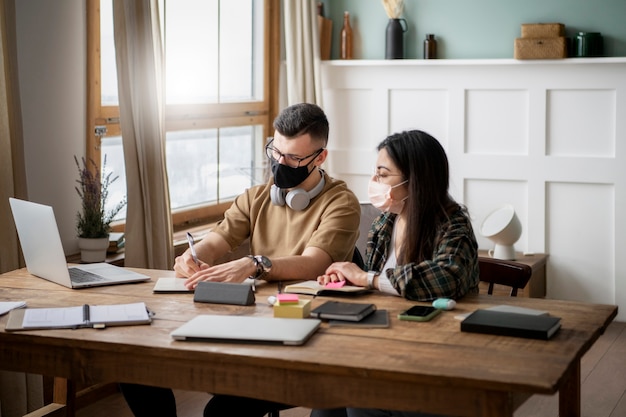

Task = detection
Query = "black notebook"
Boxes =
[310,301,376,322]
[460,309,561,340]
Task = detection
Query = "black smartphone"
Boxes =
[397,305,442,322]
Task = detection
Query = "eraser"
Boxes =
[432,298,456,310]
[277,293,299,304]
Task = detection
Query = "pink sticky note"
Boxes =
[324,280,346,288]
[277,293,299,304]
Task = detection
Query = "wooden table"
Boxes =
[0,267,616,417]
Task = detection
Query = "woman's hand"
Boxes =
[317,262,368,287]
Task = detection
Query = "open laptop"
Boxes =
[170,315,321,346]
[9,198,150,288]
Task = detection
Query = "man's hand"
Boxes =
[182,257,257,290]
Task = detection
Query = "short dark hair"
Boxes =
[273,103,329,146]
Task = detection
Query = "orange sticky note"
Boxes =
[277,293,299,305]
[325,281,346,288]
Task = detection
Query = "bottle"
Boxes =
[340,11,353,60]
[424,33,437,59]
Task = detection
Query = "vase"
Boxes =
[78,236,109,263]
[385,18,408,59]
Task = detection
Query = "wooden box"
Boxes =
[514,37,567,60]
[521,23,565,38]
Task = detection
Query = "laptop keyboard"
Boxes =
[69,268,106,283]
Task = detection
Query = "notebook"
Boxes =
[170,315,322,346]
[9,198,150,289]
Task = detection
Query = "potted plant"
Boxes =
[74,155,126,262]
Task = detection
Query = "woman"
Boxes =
[312,130,479,417]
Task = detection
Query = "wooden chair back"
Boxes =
[478,257,533,296]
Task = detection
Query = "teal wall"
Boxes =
[320,0,626,59]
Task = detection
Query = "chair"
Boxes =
[478,256,533,296]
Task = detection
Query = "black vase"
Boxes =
[385,18,408,59]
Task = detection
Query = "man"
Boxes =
[120,102,361,417]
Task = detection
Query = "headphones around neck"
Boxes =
[270,171,326,211]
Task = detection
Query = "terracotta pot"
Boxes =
[78,236,109,263]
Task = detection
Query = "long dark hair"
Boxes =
[378,130,457,264]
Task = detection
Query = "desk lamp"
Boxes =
[480,204,522,260]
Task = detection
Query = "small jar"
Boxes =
[574,32,603,57]
[424,34,437,59]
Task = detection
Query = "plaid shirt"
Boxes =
[364,207,479,301]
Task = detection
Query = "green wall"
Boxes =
[320,0,626,59]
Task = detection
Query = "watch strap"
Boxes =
[246,255,264,278]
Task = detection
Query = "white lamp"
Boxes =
[480,204,522,260]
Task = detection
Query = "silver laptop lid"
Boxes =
[9,198,75,288]
[170,315,322,346]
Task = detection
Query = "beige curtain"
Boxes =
[112,0,173,270]
[0,1,44,416]
[282,0,322,106]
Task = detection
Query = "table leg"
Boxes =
[559,360,581,417]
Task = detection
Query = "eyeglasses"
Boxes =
[373,171,404,182]
[265,138,324,168]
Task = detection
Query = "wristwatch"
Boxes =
[247,255,272,278]
[367,271,377,290]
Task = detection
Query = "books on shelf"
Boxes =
[5,302,152,331]
[283,280,370,296]
[108,232,125,254]
[310,301,376,322]
[460,309,561,340]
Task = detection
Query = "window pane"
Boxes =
[101,136,126,220]
[102,127,266,216]
[166,126,266,208]
[100,0,118,106]
[165,0,263,104]
[165,0,218,104]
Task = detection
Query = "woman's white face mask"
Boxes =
[367,177,408,214]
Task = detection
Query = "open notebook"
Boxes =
[170,315,321,346]
[9,198,149,288]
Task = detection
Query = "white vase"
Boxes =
[78,236,109,263]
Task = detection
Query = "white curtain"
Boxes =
[0,0,44,415]
[282,0,323,106]
[112,0,174,270]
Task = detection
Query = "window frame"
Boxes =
[86,0,281,231]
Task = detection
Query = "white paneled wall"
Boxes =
[321,58,626,320]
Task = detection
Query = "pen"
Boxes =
[186,232,199,265]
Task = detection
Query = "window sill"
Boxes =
[67,221,218,267]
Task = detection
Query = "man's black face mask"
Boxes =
[270,157,317,189]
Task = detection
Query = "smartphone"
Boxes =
[397,305,442,322]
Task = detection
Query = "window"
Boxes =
[87,0,280,229]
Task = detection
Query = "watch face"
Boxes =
[258,256,272,270]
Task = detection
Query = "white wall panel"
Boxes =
[546,182,614,304]
[547,90,616,157]
[466,90,529,155]
[388,89,449,148]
